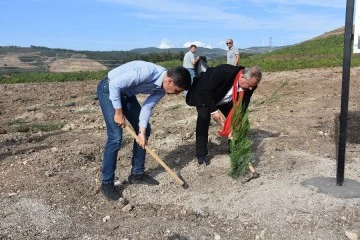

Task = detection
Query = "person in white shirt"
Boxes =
[226,39,240,66]
[183,45,200,96]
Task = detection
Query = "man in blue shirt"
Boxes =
[97,60,191,201]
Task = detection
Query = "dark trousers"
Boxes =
[195,101,233,157]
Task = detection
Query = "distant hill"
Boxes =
[0,44,280,74]
[1,25,354,74]
[129,46,283,59]
[129,47,227,59]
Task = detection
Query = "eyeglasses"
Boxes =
[226,42,232,45]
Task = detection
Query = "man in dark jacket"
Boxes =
[186,64,262,165]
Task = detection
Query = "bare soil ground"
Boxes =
[1,67,360,240]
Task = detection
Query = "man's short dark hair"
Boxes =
[167,66,191,90]
[190,44,197,49]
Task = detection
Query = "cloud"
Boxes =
[182,41,214,49]
[101,0,344,33]
[101,0,346,48]
[158,38,171,49]
[102,0,257,28]
[183,41,204,48]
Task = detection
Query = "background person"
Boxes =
[185,64,262,165]
[97,60,191,201]
[226,39,240,66]
[183,44,200,95]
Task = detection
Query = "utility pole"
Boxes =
[337,0,355,186]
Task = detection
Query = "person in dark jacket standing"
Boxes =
[186,64,262,165]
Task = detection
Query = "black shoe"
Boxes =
[128,173,159,185]
[197,156,210,165]
[100,183,121,201]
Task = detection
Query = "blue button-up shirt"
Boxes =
[108,60,166,128]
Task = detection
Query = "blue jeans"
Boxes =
[97,78,151,184]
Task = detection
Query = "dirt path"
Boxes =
[1,67,360,239]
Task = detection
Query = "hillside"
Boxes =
[238,27,360,72]
[129,47,227,59]
[0,44,280,74]
[0,46,136,74]
[1,26,358,75]
[310,26,345,40]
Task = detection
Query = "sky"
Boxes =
[0,0,348,51]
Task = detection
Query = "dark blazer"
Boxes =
[186,64,256,113]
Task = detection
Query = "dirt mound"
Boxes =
[1,67,360,239]
[0,53,38,69]
[0,52,106,73]
[49,59,106,72]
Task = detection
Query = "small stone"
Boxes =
[61,124,72,131]
[193,207,209,217]
[26,106,37,111]
[122,204,133,212]
[214,234,221,240]
[50,147,59,152]
[102,215,110,223]
[317,131,324,136]
[64,102,75,107]
[345,231,358,240]
[118,197,129,206]
[8,192,17,197]
[226,212,239,220]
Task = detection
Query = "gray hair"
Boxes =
[243,66,262,82]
